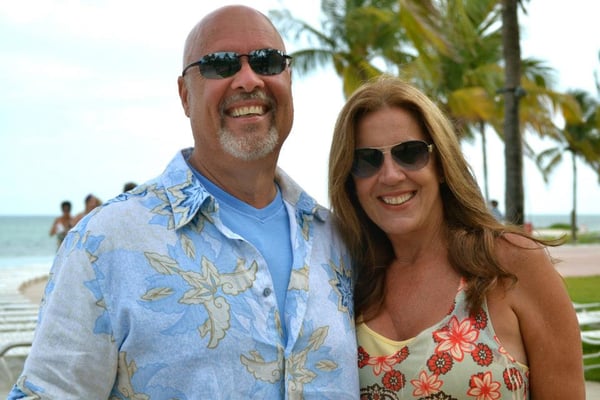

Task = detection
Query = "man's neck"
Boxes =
[189,151,279,208]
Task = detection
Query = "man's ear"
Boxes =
[178,76,191,117]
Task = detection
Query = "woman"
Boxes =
[49,200,74,249]
[329,76,584,399]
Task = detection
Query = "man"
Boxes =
[72,193,102,225]
[9,6,358,399]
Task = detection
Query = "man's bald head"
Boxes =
[182,5,284,68]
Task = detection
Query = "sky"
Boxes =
[0,0,599,218]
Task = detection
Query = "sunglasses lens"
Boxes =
[249,49,288,75]
[195,49,290,79]
[352,148,384,178]
[199,52,241,79]
[391,141,430,170]
[352,141,431,178]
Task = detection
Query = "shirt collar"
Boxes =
[161,148,328,229]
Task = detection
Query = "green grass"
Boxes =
[564,276,600,381]
[535,220,600,244]
[537,221,600,377]
[575,232,600,244]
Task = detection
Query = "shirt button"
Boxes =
[263,288,272,297]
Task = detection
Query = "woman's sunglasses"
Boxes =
[351,140,434,178]
[181,48,292,79]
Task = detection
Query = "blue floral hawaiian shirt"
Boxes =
[9,148,359,399]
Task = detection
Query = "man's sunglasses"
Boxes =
[181,48,292,79]
[352,140,434,178]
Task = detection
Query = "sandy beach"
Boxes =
[19,275,48,306]
[3,243,600,398]
[19,276,48,306]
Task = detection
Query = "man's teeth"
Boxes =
[382,192,413,205]
[230,105,264,117]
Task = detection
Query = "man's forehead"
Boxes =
[184,7,284,62]
[194,30,284,60]
[205,28,281,46]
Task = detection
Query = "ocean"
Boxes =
[0,214,599,269]
[0,216,56,268]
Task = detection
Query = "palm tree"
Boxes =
[398,0,562,207]
[401,0,505,201]
[536,90,600,241]
[272,0,587,220]
[269,0,451,98]
[272,0,507,198]
[500,0,525,225]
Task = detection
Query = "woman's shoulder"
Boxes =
[488,234,584,398]
[493,232,568,311]
[494,232,554,276]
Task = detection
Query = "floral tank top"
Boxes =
[357,280,529,399]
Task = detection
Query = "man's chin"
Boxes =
[219,129,279,161]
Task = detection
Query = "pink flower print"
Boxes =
[391,346,409,364]
[411,370,443,397]
[434,316,479,361]
[467,371,502,400]
[432,326,449,344]
[358,346,370,368]
[471,308,488,330]
[367,353,402,376]
[503,367,525,391]
[493,335,516,363]
[364,347,408,376]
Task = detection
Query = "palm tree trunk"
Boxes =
[480,121,489,201]
[571,150,578,242]
[501,0,524,225]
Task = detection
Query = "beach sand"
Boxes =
[19,275,48,306]
[20,280,46,306]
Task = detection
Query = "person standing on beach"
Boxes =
[489,199,504,222]
[48,200,73,248]
[72,193,102,225]
[8,5,358,399]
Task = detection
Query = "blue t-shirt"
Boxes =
[192,169,292,337]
